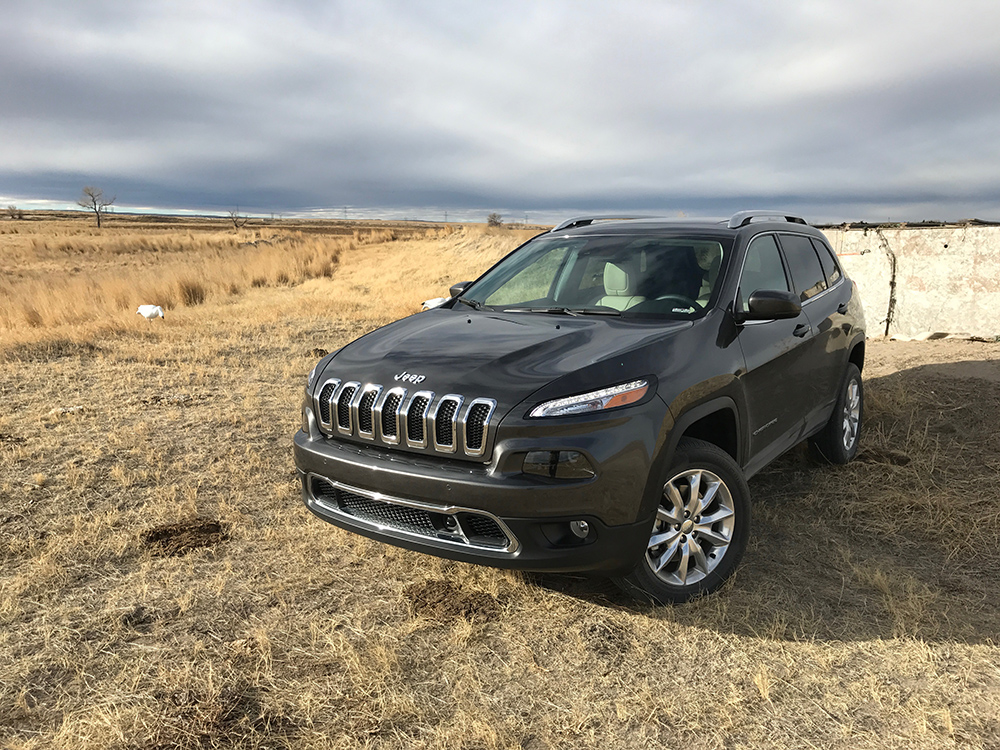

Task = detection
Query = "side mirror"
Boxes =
[741,290,802,321]
[449,281,473,298]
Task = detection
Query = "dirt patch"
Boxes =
[141,519,227,557]
[856,447,911,465]
[2,338,102,363]
[308,347,329,358]
[121,604,157,632]
[404,579,501,623]
[581,619,633,658]
[132,393,201,407]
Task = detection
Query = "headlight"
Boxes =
[307,364,318,390]
[528,379,649,418]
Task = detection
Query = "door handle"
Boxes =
[793,323,811,338]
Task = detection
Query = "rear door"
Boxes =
[776,233,851,432]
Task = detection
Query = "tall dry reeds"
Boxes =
[0,232,347,330]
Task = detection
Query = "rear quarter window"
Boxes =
[811,238,842,287]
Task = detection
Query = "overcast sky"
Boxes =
[2,0,1000,223]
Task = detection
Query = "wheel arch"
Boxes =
[848,335,865,373]
[637,397,743,523]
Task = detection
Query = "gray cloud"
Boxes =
[2,0,1000,221]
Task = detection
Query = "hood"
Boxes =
[322,308,688,413]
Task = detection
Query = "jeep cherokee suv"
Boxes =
[293,211,866,603]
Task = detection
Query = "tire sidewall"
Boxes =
[815,362,863,464]
[840,364,863,461]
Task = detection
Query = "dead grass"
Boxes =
[1,215,999,749]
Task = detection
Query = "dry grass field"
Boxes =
[2,213,999,749]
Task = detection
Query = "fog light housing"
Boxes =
[522,450,595,479]
[569,520,590,539]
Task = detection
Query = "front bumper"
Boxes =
[292,402,664,574]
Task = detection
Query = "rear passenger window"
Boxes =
[779,234,827,301]
[810,238,842,287]
[738,235,788,313]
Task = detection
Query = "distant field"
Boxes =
[1,214,999,749]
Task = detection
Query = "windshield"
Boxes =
[463,234,729,318]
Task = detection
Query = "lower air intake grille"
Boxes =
[309,477,516,552]
[461,513,506,542]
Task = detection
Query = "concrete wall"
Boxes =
[820,225,1000,338]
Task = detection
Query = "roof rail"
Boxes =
[727,211,808,229]
[550,215,652,233]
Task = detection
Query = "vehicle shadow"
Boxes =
[528,360,1000,645]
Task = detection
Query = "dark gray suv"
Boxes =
[294,211,866,602]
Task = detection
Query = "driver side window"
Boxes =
[738,235,789,313]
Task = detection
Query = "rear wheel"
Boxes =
[616,438,751,604]
[810,363,863,464]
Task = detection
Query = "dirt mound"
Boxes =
[404,579,501,623]
[141,519,227,557]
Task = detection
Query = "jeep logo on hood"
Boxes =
[394,370,426,384]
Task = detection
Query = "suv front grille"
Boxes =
[309,476,516,552]
[316,380,496,458]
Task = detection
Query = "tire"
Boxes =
[615,438,751,604]
[809,363,863,465]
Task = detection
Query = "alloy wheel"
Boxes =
[645,468,735,587]
[842,378,861,451]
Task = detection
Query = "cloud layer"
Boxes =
[3,0,999,222]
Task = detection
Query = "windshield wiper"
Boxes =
[503,306,622,317]
[503,306,580,316]
[570,308,621,316]
[457,296,483,310]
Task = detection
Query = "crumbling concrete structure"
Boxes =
[821,224,1000,338]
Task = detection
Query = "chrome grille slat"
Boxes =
[463,399,497,457]
[336,382,360,434]
[432,394,463,453]
[315,379,341,429]
[376,387,407,444]
[353,385,382,439]
[314,380,497,459]
[404,390,434,448]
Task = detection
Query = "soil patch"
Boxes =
[404,579,501,623]
[141,519,227,557]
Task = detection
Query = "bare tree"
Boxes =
[229,208,249,229]
[486,212,503,228]
[78,186,115,228]
[6,205,23,220]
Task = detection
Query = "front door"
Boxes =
[734,234,817,472]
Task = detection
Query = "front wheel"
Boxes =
[615,438,751,604]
